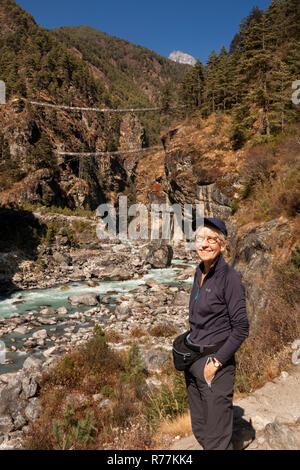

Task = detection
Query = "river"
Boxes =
[0,257,197,375]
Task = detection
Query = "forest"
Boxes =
[179,0,300,147]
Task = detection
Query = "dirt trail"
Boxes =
[171,364,300,450]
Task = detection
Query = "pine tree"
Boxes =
[283,0,300,41]
[178,0,300,144]
[204,50,219,114]
[180,59,205,110]
[215,45,232,111]
[28,131,57,169]
[161,82,172,113]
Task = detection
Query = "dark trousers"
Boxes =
[184,354,236,450]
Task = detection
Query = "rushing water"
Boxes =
[0,259,195,318]
[0,258,197,374]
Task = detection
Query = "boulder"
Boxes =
[264,422,300,450]
[39,307,57,316]
[57,306,68,314]
[22,356,43,372]
[0,415,14,434]
[98,265,132,281]
[173,291,190,306]
[114,301,133,320]
[20,376,39,399]
[140,242,173,268]
[63,393,88,412]
[139,349,170,372]
[52,252,72,266]
[32,329,47,340]
[98,399,113,409]
[13,326,28,335]
[0,378,22,414]
[68,293,100,306]
[12,412,27,431]
[24,398,42,421]
[42,346,58,358]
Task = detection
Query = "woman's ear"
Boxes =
[220,240,227,253]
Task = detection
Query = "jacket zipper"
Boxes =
[192,272,208,314]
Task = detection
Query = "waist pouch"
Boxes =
[172,330,226,372]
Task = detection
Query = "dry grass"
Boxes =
[238,167,300,224]
[129,327,149,339]
[23,327,152,450]
[105,329,124,343]
[151,411,192,449]
[235,259,300,393]
[236,130,300,224]
[149,324,178,337]
[99,420,152,450]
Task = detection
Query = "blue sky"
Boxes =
[16,0,271,64]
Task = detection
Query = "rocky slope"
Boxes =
[171,360,300,451]
[0,0,188,212]
[0,120,298,449]
[1,113,297,321]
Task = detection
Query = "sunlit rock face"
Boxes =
[168,50,196,66]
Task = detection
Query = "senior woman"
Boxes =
[184,217,249,450]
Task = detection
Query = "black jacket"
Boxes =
[188,254,249,365]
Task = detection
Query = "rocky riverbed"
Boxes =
[0,233,198,370]
[0,210,297,450]
[0,232,201,449]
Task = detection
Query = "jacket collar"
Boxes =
[196,253,227,278]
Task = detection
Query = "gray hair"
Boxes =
[195,223,227,244]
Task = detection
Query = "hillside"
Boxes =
[0,0,188,211]
[180,0,300,145]
[52,25,189,108]
[0,0,299,451]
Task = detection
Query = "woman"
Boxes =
[184,217,249,450]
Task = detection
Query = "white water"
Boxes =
[0,259,196,318]
[0,258,196,374]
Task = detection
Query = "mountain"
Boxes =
[0,0,189,211]
[0,0,299,218]
[169,50,196,66]
[52,26,190,108]
[0,0,299,451]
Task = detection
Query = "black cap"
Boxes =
[196,217,228,238]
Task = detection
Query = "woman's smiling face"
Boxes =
[195,225,226,264]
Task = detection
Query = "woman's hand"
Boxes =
[204,361,218,383]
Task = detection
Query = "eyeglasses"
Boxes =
[195,236,221,245]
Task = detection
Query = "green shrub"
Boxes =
[44,221,58,245]
[118,342,148,387]
[80,326,109,370]
[144,372,188,427]
[100,385,116,399]
[291,245,300,270]
[65,227,79,247]
[231,198,239,214]
[46,355,83,389]
[53,404,97,450]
